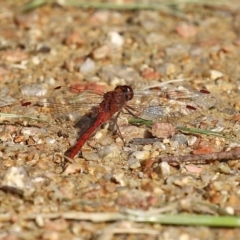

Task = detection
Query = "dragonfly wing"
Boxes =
[49,86,103,123]
[130,89,217,121]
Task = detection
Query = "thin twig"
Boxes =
[160,147,240,163]
[142,148,240,174]
[140,78,187,91]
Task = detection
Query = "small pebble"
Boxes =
[145,33,166,45]
[90,10,110,24]
[131,150,150,161]
[108,31,124,47]
[187,136,198,146]
[209,69,223,80]
[128,158,141,169]
[158,162,171,176]
[112,173,125,186]
[98,145,120,159]
[185,165,203,174]
[35,215,45,227]
[1,49,28,63]
[63,163,84,175]
[152,122,176,139]
[21,83,47,97]
[100,65,141,83]
[79,58,96,74]
[157,62,176,76]
[82,151,100,161]
[218,163,231,174]
[171,134,188,147]
[2,166,35,195]
[176,22,197,38]
[21,127,47,136]
[64,31,85,46]
[225,206,234,215]
[165,44,190,57]
[179,233,190,240]
[31,56,41,65]
[93,45,110,59]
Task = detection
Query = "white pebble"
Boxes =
[179,233,190,240]
[31,56,40,65]
[209,69,223,80]
[2,166,35,195]
[128,158,141,169]
[131,150,150,160]
[21,83,47,96]
[21,127,46,136]
[225,206,234,215]
[159,162,171,176]
[45,137,56,144]
[187,136,198,146]
[35,215,45,227]
[80,58,96,74]
[108,31,124,47]
[98,145,120,159]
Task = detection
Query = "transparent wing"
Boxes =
[128,88,217,121]
[0,86,104,126]
[48,86,104,122]
[0,87,17,107]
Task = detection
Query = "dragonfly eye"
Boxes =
[125,86,134,101]
[115,85,134,101]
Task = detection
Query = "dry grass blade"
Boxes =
[0,112,49,123]
[11,209,240,227]
[25,211,125,222]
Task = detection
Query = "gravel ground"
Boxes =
[1,1,240,239]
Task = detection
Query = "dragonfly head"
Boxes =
[114,85,134,101]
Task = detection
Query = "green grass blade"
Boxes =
[22,0,53,12]
[129,118,153,128]
[21,0,228,12]
[177,126,233,140]
[129,117,232,140]
[125,209,240,227]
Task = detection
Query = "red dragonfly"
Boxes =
[0,84,216,159]
[64,85,134,159]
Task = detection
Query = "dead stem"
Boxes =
[142,148,240,175]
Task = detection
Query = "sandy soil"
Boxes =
[1,1,240,239]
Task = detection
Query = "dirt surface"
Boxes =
[1,1,240,239]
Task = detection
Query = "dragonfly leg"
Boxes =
[124,104,139,118]
[109,111,126,144]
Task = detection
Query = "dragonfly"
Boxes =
[0,84,217,159]
[63,85,134,159]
